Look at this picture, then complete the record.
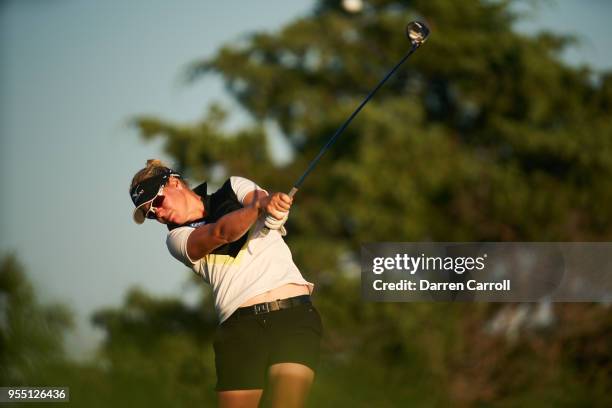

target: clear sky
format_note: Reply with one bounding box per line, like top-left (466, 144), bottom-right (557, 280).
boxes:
top-left (1, 0), bottom-right (611, 359)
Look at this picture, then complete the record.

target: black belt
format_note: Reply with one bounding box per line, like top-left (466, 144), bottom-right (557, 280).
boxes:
top-left (232, 295), bottom-right (311, 317)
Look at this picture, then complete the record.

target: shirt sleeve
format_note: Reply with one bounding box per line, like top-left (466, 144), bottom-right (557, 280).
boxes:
top-left (166, 226), bottom-right (200, 267)
top-left (230, 176), bottom-right (267, 205)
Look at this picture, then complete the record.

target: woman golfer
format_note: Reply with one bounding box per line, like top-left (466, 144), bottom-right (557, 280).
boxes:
top-left (129, 160), bottom-right (321, 408)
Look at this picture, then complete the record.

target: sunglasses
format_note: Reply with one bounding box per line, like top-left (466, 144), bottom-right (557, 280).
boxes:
top-left (145, 186), bottom-right (165, 220)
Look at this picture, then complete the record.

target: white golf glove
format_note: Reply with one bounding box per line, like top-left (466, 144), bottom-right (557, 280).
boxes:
top-left (265, 211), bottom-right (288, 236)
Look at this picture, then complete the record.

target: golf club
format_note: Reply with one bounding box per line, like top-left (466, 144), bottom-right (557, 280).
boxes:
top-left (265, 21), bottom-right (430, 230)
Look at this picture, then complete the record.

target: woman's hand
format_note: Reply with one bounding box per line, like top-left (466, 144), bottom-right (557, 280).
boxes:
top-left (262, 193), bottom-right (291, 235)
top-left (263, 192), bottom-right (292, 220)
top-left (245, 189), bottom-right (292, 233)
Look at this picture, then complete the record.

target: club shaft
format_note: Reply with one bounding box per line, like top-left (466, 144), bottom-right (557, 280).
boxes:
top-left (289, 43), bottom-right (419, 195)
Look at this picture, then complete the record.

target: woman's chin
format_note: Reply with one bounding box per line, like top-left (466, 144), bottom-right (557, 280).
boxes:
top-left (168, 213), bottom-right (186, 225)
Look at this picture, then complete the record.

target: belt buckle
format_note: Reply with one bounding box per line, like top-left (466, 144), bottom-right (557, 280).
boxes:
top-left (253, 303), bottom-right (270, 315)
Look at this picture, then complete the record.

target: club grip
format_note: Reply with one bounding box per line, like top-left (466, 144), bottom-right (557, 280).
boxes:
top-left (288, 187), bottom-right (298, 198)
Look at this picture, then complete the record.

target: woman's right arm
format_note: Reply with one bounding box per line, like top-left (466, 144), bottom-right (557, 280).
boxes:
top-left (185, 190), bottom-right (266, 260)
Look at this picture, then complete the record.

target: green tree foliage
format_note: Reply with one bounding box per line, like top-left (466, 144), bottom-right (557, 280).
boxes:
top-left (0, 254), bottom-right (72, 385)
top-left (86, 287), bottom-right (218, 407)
top-left (117, 0), bottom-right (612, 405)
top-left (0, 253), bottom-right (218, 407)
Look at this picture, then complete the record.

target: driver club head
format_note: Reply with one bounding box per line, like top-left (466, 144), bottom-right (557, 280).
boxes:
top-left (405, 21), bottom-right (430, 47)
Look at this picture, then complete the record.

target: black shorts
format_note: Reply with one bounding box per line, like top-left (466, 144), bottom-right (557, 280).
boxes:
top-left (213, 303), bottom-right (323, 391)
